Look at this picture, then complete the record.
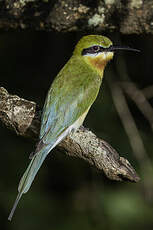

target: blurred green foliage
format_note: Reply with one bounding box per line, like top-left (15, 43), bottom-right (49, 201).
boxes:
top-left (0, 32), bottom-right (153, 229)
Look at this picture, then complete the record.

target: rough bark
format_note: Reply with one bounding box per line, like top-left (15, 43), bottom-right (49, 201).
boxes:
top-left (0, 87), bottom-right (140, 182)
top-left (0, 0), bottom-right (153, 34)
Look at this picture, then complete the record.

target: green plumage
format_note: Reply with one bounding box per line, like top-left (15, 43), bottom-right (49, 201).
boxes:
top-left (40, 54), bottom-right (102, 142)
top-left (8, 35), bottom-right (113, 221)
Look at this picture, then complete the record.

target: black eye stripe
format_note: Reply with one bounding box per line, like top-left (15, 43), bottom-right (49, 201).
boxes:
top-left (81, 45), bottom-right (140, 56)
top-left (82, 45), bottom-right (110, 55)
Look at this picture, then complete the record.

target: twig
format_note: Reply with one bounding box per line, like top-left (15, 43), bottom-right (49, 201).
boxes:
top-left (0, 87), bottom-right (140, 182)
top-left (121, 81), bottom-right (153, 131)
top-left (142, 85), bottom-right (153, 99)
top-left (108, 78), bottom-right (153, 199)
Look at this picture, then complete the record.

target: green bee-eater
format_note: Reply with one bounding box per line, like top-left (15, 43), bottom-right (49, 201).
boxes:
top-left (8, 35), bottom-right (139, 220)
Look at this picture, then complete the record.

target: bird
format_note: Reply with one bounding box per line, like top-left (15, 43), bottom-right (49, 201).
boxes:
top-left (8, 35), bottom-right (139, 221)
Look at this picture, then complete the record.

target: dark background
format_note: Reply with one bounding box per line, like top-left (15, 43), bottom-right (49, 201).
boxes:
top-left (0, 31), bottom-right (153, 229)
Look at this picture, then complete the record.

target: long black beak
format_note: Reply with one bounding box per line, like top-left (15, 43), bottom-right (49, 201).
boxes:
top-left (107, 45), bottom-right (140, 53)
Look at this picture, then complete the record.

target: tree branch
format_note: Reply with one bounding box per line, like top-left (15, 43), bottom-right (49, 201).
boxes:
top-left (1, 0), bottom-right (153, 34)
top-left (0, 87), bottom-right (140, 182)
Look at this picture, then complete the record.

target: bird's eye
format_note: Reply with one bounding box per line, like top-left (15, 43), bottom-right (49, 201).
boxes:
top-left (92, 46), bottom-right (100, 52)
top-left (81, 45), bottom-right (101, 56)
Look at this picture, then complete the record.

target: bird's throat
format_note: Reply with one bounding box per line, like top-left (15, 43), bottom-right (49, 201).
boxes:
top-left (85, 52), bottom-right (114, 77)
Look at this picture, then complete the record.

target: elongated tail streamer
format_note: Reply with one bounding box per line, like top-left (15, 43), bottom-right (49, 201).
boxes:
top-left (8, 144), bottom-right (51, 221)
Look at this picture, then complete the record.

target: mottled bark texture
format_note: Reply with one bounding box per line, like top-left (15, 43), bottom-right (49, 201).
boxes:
top-left (0, 0), bottom-right (152, 33)
top-left (0, 87), bottom-right (140, 182)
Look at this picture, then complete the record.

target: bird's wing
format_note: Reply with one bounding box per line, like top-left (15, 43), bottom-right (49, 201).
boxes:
top-left (39, 61), bottom-right (101, 147)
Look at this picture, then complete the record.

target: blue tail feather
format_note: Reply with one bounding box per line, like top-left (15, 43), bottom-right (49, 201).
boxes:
top-left (8, 143), bottom-right (52, 221)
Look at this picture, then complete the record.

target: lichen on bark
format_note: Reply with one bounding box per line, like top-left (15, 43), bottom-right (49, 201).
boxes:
top-left (0, 0), bottom-right (153, 33)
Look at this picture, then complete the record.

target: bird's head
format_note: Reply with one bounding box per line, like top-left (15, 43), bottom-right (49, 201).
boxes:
top-left (73, 35), bottom-right (139, 75)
